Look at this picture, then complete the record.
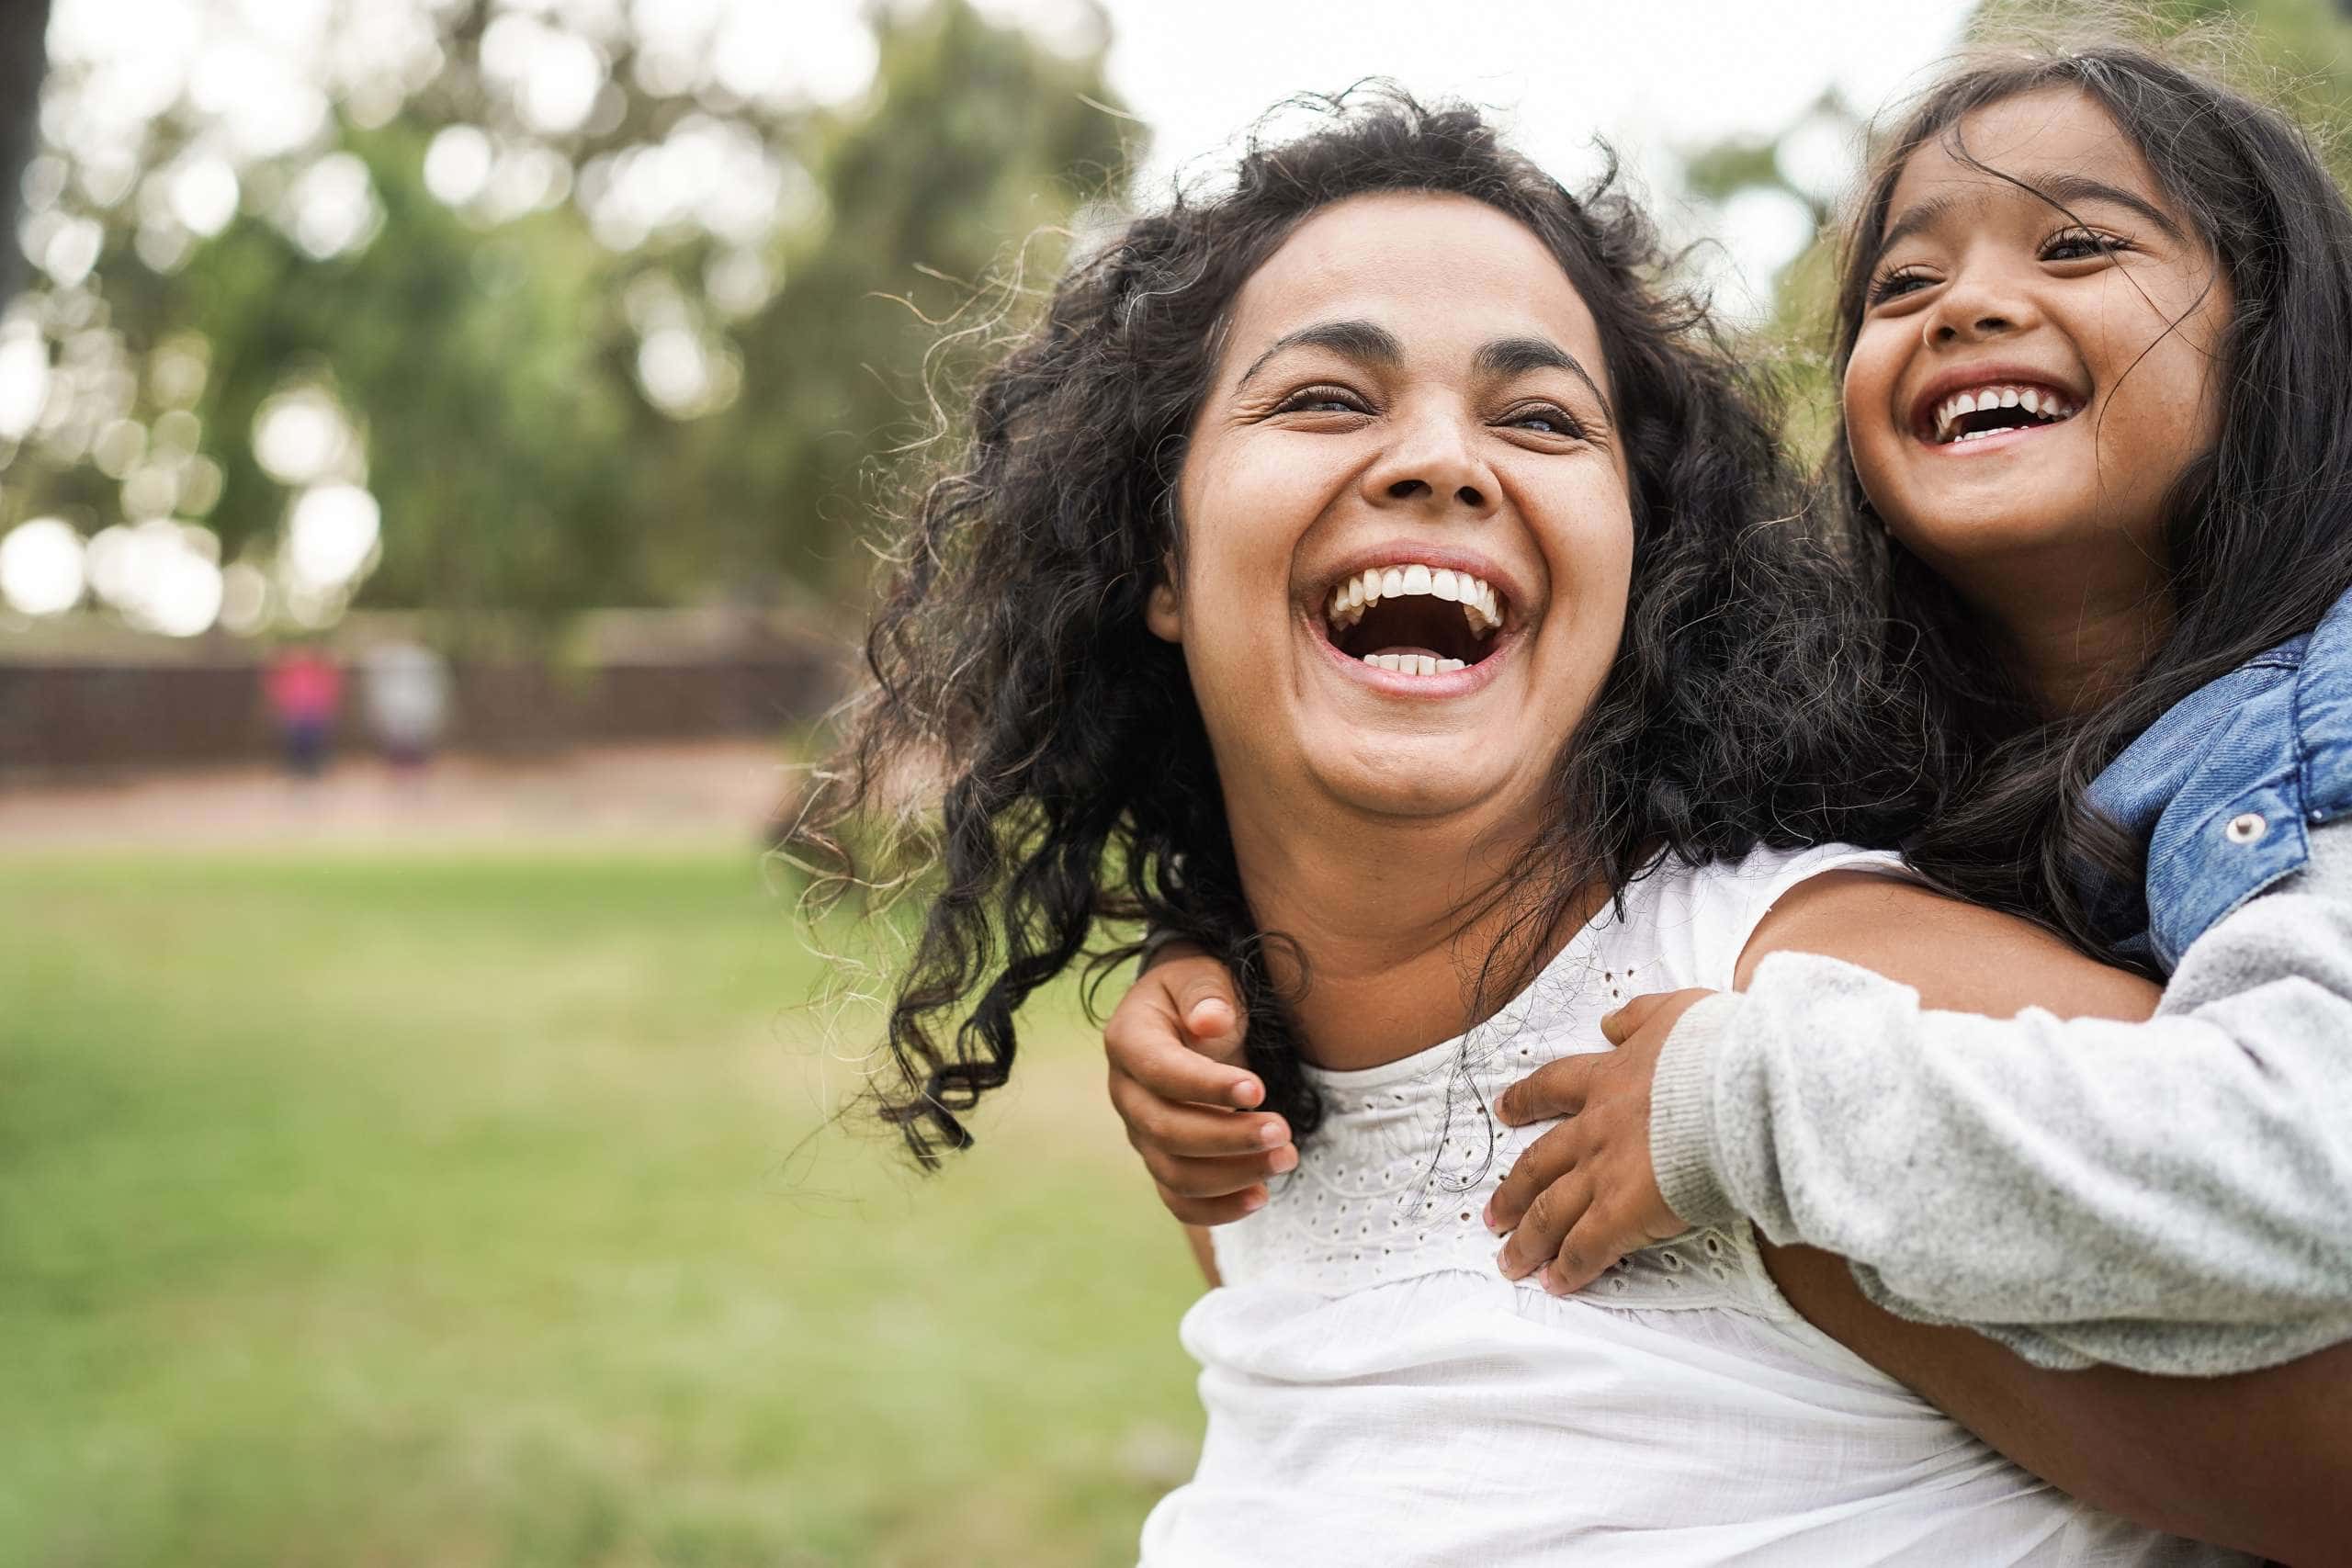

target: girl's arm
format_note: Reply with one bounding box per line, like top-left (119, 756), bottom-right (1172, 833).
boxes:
top-left (1762, 1244), bottom-right (2352, 1565)
top-left (1670, 830), bottom-right (2352, 1375)
top-left (1727, 864), bottom-right (2352, 1562)
top-left (1102, 945), bottom-right (1277, 1282)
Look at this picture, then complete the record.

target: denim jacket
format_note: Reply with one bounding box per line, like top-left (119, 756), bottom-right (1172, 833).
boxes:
top-left (2085, 586), bottom-right (2352, 970)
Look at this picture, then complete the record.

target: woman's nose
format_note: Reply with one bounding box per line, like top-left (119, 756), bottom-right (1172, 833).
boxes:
top-left (1362, 408), bottom-right (1498, 515)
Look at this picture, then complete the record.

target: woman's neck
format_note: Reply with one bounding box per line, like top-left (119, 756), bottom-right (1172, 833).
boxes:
top-left (1225, 800), bottom-right (1598, 1072)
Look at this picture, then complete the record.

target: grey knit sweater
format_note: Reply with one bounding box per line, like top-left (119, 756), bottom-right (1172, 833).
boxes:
top-left (1649, 822), bottom-right (2352, 1374)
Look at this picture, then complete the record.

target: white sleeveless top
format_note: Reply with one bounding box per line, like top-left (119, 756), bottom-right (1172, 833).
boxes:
top-left (1138, 844), bottom-right (2249, 1567)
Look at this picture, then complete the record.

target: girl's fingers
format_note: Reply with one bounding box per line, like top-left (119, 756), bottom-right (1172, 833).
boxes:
top-left (1174, 971), bottom-right (1250, 1059)
top-left (1485, 1118), bottom-right (1578, 1234)
top-left (1494, 1055), bottom-right (1596, 1126)
top-left (1138, 1144), bottom-right (1298, 1201)
top-left (1544, 1208), bottom-right (1636, 1295)
top-left (1105, 998), bottom-right (1264, 1109)
top-left (1160, 1182), bottom-right (1267, 1227)
top-left (1109, 1069), bottom-right (1290, 1156)
top-left (1498, 1163), bottom-right (1595, 1281)
top-left (1600, 987), bottom-right (1712, 1045)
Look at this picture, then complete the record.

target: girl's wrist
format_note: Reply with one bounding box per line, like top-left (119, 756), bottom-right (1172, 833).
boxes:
top-left (1647, 991), bottom-right (1746, 1229)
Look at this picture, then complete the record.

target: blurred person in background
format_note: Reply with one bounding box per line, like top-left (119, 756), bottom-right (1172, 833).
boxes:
top-left (263, 640), bottom-right (342, 780)
top-left (360, 638), bottom-right (449, 775)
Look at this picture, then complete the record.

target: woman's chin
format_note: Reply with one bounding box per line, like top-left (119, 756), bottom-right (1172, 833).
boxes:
top-left (1301, 742), bottom-right (1528, 823)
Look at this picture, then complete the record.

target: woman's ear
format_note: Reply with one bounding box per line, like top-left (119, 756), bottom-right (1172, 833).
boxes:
top-left (1146, 556), bottom-right (1182, 643)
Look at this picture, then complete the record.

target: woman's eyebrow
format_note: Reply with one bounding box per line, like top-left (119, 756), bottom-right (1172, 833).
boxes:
top-left (1475, 334), bottom-right (1612, 419)
top-left (1235, 318), bottom-right (1402, 389)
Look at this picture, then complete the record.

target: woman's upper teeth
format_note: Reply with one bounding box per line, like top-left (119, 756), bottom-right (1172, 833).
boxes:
top-left (1931, 382), bottom-right (2079, 443)
top-left (1326, 564), bottom-right (1501, 634)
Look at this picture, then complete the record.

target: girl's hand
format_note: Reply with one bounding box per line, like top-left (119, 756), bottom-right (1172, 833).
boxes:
top-left (1484, 988), bottom-right (1713, 1292)
top-left (1103, 948), bottom-right (1295, 1225)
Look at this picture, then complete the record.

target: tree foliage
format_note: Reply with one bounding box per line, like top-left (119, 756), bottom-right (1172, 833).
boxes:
top-left (4, 0), bottom-right (1136, 640)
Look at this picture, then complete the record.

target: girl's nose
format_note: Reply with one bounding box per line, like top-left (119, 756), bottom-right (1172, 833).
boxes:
top-left (1925, 266), bottom-right (2041, 346)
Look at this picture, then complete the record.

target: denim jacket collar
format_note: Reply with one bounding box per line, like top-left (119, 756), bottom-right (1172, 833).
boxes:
top-left (2083, 586), bottom-right (2352, 970)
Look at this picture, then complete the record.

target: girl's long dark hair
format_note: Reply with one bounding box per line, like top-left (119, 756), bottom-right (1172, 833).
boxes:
top-left (801, 90), bottom-right (1936, 1166)
top-left (1826, 39), bottom-right (2352, 963)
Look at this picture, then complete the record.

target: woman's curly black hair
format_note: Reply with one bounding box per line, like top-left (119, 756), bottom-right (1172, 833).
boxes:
top-left (797, 88), bottom-right (1939, 1167)
top-left (1821, 38), bottom-right (2352, 964)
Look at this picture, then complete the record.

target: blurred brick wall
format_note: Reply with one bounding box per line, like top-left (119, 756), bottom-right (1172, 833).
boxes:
top-left (0, 622), bottom-right (849, 781)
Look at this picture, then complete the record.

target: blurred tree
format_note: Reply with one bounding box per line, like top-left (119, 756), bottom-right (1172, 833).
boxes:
top-left (630, 0), bottom-right (1137, 601)
top-left (0, 0), bottom-right (1136, 643)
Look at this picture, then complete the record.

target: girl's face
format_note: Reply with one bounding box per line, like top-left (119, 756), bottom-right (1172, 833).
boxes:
top-left (1843, 87), bottom-right (2229, 604)
top-left (1150, 192), bottom-right (1634, 838)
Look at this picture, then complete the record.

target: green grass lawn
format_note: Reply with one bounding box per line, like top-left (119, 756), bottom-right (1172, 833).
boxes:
top-left (0, 849), bottom-right (1206, 1567)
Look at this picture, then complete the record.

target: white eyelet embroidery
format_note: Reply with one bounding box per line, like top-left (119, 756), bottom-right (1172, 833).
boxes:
top-left (1215, 935), bottom-right (1782, 1316)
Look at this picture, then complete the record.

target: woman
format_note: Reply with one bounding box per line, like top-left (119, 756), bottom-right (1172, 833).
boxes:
top-left (801, 93), bottom-right (2339, 1560)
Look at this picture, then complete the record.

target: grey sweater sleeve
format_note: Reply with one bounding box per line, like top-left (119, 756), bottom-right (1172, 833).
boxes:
top-left (1647, 822), bottom-right (2352, 1374)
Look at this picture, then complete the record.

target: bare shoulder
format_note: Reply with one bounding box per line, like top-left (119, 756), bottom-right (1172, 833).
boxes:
top-left (1736, 869), bottom-right (2159, 1023)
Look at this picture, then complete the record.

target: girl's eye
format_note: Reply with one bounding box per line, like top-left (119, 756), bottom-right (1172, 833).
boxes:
top-left (1868, 265), bottom-right (1935, 305)
top-left (1501, 404), bottom-right (1584, 438)
top-left (2041, 227), bottom-right (2131, 264)
top-left (1273, 386), bottom-right (1369, 416)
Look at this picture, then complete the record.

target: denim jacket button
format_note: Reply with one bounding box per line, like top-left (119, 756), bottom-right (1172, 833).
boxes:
top-left (2224, 811), bottom-right (2268, 845)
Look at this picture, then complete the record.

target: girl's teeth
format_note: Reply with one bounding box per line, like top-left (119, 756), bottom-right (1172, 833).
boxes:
top-left (1931, 383), bottom-right (2079, 443)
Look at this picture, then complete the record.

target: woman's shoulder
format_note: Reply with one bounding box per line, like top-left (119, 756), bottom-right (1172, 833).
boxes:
top-left (1643, 841), bottom-right (1915, 913)
top-left (1625, 842), bottom-right (1916, 992)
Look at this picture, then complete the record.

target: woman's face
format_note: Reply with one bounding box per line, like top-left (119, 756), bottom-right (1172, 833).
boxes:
top-left (1150, 191), bottom-right (1634, 839)
top-left (1842, 87), bottom-right (2229, 605)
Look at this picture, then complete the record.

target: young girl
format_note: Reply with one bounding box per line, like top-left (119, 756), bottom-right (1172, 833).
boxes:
top-left (1112, 42), bottom-right (2352, 1391)
top-left (812, 89), bottom-right (2338, 1562)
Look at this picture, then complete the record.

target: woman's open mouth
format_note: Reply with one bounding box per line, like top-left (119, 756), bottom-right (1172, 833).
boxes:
top-left (1915, 381), bottom-right (2081, 447)
top-left (1321, 563), bottom-right (1505, 676)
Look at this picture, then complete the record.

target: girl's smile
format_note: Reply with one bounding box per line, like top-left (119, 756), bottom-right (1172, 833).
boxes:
top-left (1908, 367), bottom-right (2082, 451)
top-left (1844, 87), bottom-right (2230, 608)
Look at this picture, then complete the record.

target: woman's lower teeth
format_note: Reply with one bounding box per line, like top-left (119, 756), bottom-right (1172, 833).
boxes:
top-left (1363, 652), bottom-right (1466, 675)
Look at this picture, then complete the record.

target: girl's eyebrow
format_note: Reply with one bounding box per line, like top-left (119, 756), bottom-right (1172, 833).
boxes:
top-left (2032, 173), bottom-right (2188, 243)
top-left (1873, 172), bottom-right (2188, 266)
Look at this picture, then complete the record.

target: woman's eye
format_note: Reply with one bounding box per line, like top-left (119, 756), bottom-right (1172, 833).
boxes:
top-left (1273, 387), bottom-right (1368, 415)
top-left (1868, 266), bottom-right (1934, 305)
top-left (2041, 228), bottom-right (2129, 264)
top-left (1503, 405), bottom-right (1582, 438)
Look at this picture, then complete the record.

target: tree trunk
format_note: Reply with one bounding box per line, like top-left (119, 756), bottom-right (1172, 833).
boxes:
top-left (0, 0), bottom-right (52, 303)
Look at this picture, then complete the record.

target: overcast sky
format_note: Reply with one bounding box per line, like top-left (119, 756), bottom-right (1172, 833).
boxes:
top-left (1035, 0), bottom-right (1981, 316)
